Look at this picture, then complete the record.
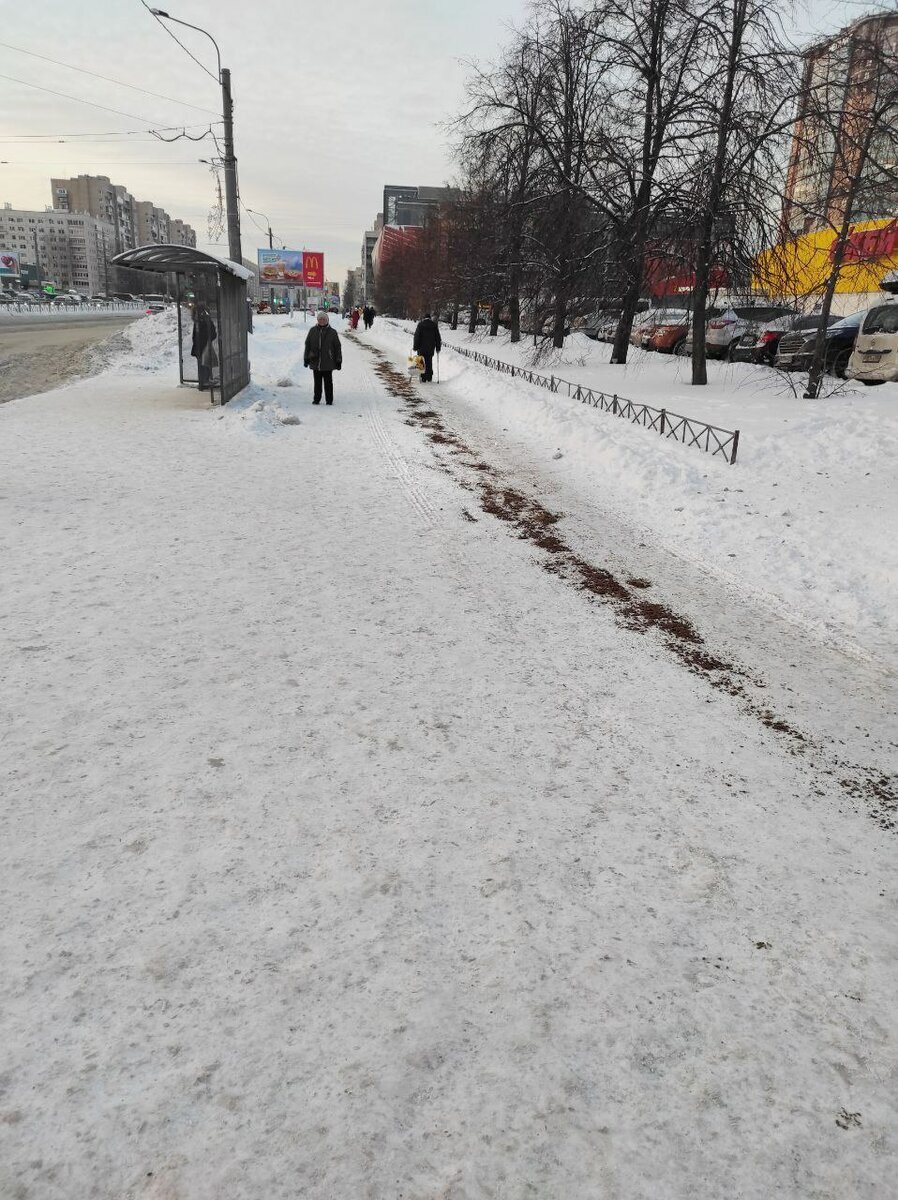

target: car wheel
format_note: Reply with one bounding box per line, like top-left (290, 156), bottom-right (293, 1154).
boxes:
top-left (830, 349), bottom-right (850, 378)
top-left (674, 340), bottom-right (690, 357)
top-left (862, 379), bottom-right (885, 386)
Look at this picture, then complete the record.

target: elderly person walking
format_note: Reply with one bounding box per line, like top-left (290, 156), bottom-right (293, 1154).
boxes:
top-left (303, 310), bottom-right (343, 405)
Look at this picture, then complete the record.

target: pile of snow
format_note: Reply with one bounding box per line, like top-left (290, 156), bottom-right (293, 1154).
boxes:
top-left (371, 320), bottom-right (898, 666)
top-left (117, 307), bottom-right (180, 372)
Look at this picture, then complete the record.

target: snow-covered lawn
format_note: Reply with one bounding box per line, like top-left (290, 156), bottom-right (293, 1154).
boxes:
top-left (1, 315), bottom-right (895, 1199)
top-left (373, 320), bottom-right (898, 670)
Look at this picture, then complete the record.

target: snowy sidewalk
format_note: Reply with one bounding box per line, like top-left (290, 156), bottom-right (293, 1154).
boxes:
top-left (1, 317), bottom-right (896, 1199)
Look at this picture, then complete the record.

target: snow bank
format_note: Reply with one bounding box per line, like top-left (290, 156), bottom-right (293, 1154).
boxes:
top-left (370, 320), bottom-right (898, 665)
top-left (117, 307), bottom-right (180, 372)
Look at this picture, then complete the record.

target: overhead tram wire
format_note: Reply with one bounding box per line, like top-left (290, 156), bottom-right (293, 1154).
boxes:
top-left (0, 72), bottom-right (173, 124)
top-left (139, 0), bottom-right (220, 85)
top-left (0, 122), bottom-right (224, 142)
top-left (0, 41), bottom-right (219, 115)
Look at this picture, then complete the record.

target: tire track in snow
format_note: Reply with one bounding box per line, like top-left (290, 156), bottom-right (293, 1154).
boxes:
top-left (364, 397), bottom-right (439, 529)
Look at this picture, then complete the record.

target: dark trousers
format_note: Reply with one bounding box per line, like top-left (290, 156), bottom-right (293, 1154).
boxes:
top-left (421, 351), bottom-right (434, 381)
top-left (313, 370), bottom-right (334, 404)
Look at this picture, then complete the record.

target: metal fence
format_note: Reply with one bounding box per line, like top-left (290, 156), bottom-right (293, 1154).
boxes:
top-left (443, 341), bottom-right (740, 465)
top-left (0, 300), bottom-right (145, 318)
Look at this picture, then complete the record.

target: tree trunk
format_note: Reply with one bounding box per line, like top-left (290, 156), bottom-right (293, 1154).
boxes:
top-left (490, 303), bottom-right (501, 336)
top-left (692, 0), bottom-right (745, 386)
top-left (509, 290), bottom-right (521, 343)
top-left (552, 285), bottom-right (567, 349)
top-left (611, 273), bottom-right (642, 364)
top-left (450, 304), bottom-right (459, 331)
top-left (804, 223), bottom-right (851, 398)
top-left (468, 294), bottom-right (477, 335)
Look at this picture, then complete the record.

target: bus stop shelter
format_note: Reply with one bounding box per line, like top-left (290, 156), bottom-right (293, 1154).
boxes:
top-left (111, 244), bottom-right (251, 405)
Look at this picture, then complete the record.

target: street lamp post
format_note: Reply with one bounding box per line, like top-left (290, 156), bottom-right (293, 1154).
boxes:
top-left (245, 208), bottom-right (273, 250)
top-left (150, 9), bottom-right (242, 266)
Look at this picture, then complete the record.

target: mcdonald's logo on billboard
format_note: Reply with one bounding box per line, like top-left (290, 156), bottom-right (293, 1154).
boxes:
top-left (303, 252), bottom-right (324, 288)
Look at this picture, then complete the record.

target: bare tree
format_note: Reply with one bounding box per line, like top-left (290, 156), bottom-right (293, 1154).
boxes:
top-left (687, 0), bottom-right (798, 383)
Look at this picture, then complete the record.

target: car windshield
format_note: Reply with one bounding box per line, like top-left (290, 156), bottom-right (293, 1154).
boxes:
top-left (862, 304), bottom-right (898, 334)
top-left (828, 310), bottom-right (865, 331)
top-left (795, 314), bottom-right (835, 330)
top-left (654, 310), bottom-right (689, 323)
top-left (733, 306), bottom-right (791, 322)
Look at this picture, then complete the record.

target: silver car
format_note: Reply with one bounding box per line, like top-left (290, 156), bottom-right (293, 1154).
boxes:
top-left (705, 304), bottom-right (795, 359)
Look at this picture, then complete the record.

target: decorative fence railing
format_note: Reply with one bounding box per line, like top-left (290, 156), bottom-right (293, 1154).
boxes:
top-left (442, 341), bottom-right (740, 465)
top-left (0, 300), bottom-right (145, 318)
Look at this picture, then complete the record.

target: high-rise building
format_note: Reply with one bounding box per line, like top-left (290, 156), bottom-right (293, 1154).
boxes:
top-left (50, 174), bottom-right (195, 251)
top-left (170, 219), bottom-right (197, 247)
top-left (0, 203), bottom-right (115, 294)
top-left (361, 227), bottom-right (379, 300)
top-left (135, 200), bottom-right (170, 246)
top-left (782, 12), bottom-right (898, 237)
top-left (382, 185), bottom-right (457, 229)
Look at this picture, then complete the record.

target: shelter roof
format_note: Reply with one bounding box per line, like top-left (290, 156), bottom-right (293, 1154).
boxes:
top-left (111, 244), bottom-right (252, 281)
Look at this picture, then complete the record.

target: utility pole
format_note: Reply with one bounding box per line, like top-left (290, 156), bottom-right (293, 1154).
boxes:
top-left (150, 10), bottom-right (242, 264)
top-left (32, 230), bottom-right (42, 294)
top-left (220, 68), bottom-right (242, 265)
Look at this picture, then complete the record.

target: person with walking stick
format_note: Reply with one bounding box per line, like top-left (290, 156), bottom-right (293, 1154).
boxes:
top-left (413, 312), bottom-right (441, 383)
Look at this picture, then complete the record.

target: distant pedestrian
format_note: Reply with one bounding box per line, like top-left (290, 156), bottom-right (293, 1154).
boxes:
top-left (350, 307), bottom-right (361, 330)
top-left (191, 304), bottom-right (217, 392)
top-left (413, 312), bottom-right (441, 382)
top-left (304, 310), bottom-right (342, 405)
top-left (363, 304), bottom-right (374, 330)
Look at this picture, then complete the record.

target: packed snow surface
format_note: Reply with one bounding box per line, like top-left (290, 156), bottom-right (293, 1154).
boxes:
top-left (376, 319), bottom-right (898, 669)
top-left (1, 313), bottom-right (896, 1200)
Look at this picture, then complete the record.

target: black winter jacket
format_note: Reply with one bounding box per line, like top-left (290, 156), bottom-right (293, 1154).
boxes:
top-left (413, 317), bottom-right (442, 355)
top-left (304, 324), bottom-right (342, 372)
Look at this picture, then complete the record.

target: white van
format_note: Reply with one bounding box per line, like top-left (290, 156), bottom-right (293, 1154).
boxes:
top-left (846, 301), bottom-right (898, 385)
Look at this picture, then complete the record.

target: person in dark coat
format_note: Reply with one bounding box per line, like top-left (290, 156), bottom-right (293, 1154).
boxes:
top-left (191, 304), bottom-right (217, 391)
top-left (413, 313), bottom-right (441, 382)
top-left (303, 310), bottom-right (342, 405)
top-left (362, 304), bottom-right (374, 330)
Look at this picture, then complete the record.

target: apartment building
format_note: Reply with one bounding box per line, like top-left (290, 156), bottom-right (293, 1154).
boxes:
top-left (361, 225), bottom-right (380, 301)
top-left (50, 174), bottom-right (196, 251)
top-left (0, 204), bottom-right (115, 294)
top-left (782, 12), bottom-right (898, 237)
top-left (170, 218), bottom-right (197, 247)
top-left (135, 200), bottom-right (170, 246)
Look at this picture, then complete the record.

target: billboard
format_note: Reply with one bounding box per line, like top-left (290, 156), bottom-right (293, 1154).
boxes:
top-left (257, 249), bottom-right (326, 288)
top-left (0, 251), bottom-right (20, 277)
top-left (258, 249), bottom-right (304, 287)
top-left (303, 251), bottom-right (324, 289)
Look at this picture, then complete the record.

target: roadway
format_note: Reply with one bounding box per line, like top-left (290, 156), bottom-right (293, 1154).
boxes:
top-left (0, 313), bottom-right (141, 404)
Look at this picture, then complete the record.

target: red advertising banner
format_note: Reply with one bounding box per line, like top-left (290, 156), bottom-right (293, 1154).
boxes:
top-left (303, 251), bottom-right (324, 288)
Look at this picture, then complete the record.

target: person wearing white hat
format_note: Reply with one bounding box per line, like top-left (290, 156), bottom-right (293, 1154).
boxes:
top-left (303, 311), bottom-right (343, 405)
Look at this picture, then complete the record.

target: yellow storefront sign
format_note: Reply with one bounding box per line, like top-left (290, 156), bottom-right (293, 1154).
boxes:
top-left (755, 217), bottom-right (898, 298)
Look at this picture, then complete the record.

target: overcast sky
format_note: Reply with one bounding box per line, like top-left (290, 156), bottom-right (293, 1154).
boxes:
top-left (0, 0), bottom-right (877, 282)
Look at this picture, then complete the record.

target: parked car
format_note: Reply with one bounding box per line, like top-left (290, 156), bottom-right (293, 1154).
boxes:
top-left (704, 303), bottom-right (796, 359)
top-left (145, 303), bottom-right (166, 314)
top-left (112, 292), bottom-right (137, 302)
top-left (775, 309), bottom-right (866, 377)
top-left (629, 309), bottom-right (659, 346)
top-left (846, 301), bottom-right (898, 385)
top-left (641, 307), bottom-right (723, 354)
top-left (731, 312), bottom-right (838, 365)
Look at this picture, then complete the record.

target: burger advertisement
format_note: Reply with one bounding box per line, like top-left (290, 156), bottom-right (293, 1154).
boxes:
top-left (258, 249), bottom-right (304, 286)
top-left (257, 249), bottom-right (326, 288)
top-left (0, 250), bottom-right (20, 277)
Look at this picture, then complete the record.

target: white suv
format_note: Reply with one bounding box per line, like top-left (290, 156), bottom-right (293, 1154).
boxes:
top-left (705, 304), bottom-right (795, 359)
